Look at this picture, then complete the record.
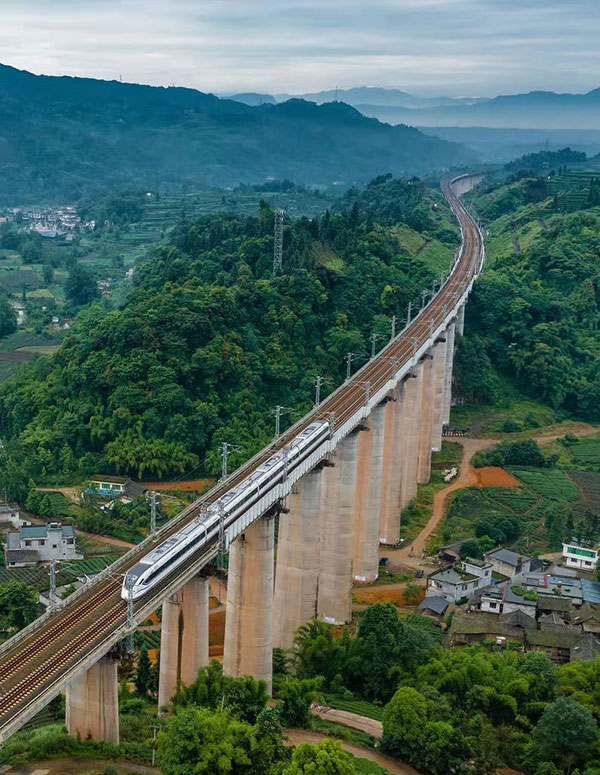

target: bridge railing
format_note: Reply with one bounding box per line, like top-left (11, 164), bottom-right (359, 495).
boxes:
top-left (0, 174), bottom-right (485, 661)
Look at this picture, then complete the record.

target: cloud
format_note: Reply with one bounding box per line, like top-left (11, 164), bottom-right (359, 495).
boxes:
top-left (0, 0), bottom-right (598, 95)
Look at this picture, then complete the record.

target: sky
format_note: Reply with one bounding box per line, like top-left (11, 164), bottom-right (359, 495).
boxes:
top-left (1, 0), bottom-right (598, 97)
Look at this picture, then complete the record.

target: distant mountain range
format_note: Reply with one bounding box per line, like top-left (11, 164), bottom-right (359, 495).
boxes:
top-left (0, 64), bottom-right (474, 202)
top-left (228, 86), bottom-right (487, 110)
top-left (228, 86), bottom-right (600, 130)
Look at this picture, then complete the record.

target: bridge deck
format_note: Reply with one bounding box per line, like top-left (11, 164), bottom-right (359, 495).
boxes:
top-left (0, 175), bottom-right (483, 739)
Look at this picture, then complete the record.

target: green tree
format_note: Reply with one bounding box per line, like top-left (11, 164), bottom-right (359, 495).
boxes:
top-left (276, 677), bottom-right (320, 728)
top-left (353, 603), bottom-right (402, 701)
top-left (65, 264), bottom-right (99, 306)
top-left (381, 686), bottom-right (428, 761)
top-left (175, 660), bottom-right (268, 724)
top-left (282, 740), bottom-right (357, 775)
top-left (532, 697), bottom-right (598, 770)
top-left (0, 294), bottom-right (17, 337)
top-left (158, 707), bottom-right (256, 775)
top-left (460, 538), bottom-right (483, 560)
top-left (0, 581), bottom-right (38, 630)
top-left (42, 263), bottom-right (54, 285)
top-left (38, 495), bottom-right (53, 518)
top-left (25, 484), bottom-right (41, 514)
top-left (292, 620), bottom-right (345, 685)
top-left (135, 646), bottom-right (152, 697)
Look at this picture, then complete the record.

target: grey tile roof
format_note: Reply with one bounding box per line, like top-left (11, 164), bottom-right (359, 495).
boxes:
top-left (486, 548), bottom-right (529, 567)
top-left (5, 549), bottom-right (38, 564)
top-left (419, 596), bottom-right (450, 615)
top-left (571, 633), bottom-right (600, 661)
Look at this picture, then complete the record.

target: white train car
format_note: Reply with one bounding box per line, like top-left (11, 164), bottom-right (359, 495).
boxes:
top-left (122, 420), bottom-right (329, 601)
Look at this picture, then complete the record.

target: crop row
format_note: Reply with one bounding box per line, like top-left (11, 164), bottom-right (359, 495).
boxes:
top-left (510, 468), bottom-right (580, 502)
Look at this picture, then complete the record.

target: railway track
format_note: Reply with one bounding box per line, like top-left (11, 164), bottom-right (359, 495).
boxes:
top-left (0, 173), bottom-right (483, 737)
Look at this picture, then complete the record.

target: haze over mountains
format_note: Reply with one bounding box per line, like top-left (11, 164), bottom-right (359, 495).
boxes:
top-left (229, 86), bottom-right (600, 131)
top-left (0, 63), bottom-right (473, 203)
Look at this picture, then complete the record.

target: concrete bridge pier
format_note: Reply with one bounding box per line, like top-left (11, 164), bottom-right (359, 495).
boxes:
top-left (317, 433), bottom-right (359, 625)
top-left (431, 337), bottom-right (448, 453)
top-left (378, 386), bottom-right (405, 546)
top-left (399, 364), bottom-right (424, 512)
top-left (157, 574), bottom-right (210, 707)
top-left (224, 514), bottom-right (274, 693)
top-left (353, 402), bottom-right (386, 579)
top-left (442, 322), bottom-right (456, 425)
top-left (273, 467), bottom-right (323, 649)
top-left (66, 654), bottom-right (119, 743)
top-left (417, 352), bottom-right (435, 484)
top-left (456, 304), bottom-right (465, 336)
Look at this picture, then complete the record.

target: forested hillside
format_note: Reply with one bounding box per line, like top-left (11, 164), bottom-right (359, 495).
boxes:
top-left (0, 177), bottom-right (459, 489)
top-left (0, 63), bottom-right (472, 202)
top-left (455, 168), bottom-right (600, 421)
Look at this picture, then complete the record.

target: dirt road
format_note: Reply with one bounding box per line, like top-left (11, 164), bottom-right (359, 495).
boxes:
top-left (382, 437), bottom-right (495, 570)
top-left (285, 729), bottom-right (421, 775)
top-left (6, 759), bottom-right (159, 774)
top-left (380, 423), bottom-right (599, 571)
top-left (311, 706), bottom-right (383, 737)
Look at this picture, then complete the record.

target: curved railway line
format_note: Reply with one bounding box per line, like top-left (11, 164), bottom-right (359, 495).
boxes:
top-left (0, 173), bottom-right (483, 740)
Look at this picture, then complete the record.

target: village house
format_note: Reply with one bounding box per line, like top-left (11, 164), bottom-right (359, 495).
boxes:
top-left (86, 475), bottom-right (145, 503)
top-left (483, 547), bottom-right (534, 578)
top-left (418, 596), bottom-right (450, 619)
top-left (427, 559), bottom-right (493, 604)
top-left (0, 503), bottom-right (24, 529)
top-left (479, 583), bottom-right (538, 618)
top-left (4, 523), bottom-right (82, 567)
top-left (449, 609), bottom-right (536, 646)
top-left (562, 538), bottom-right (600, 572)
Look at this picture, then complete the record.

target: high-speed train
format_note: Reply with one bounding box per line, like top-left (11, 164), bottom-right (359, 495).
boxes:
top-left (121, 420), bottom-right (330, 601)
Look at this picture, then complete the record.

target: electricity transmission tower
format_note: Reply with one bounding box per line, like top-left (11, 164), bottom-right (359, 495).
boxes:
top-left (273, 209), bottom-right (285, 275)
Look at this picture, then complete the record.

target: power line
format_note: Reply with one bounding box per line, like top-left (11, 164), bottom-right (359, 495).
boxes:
top-left (273, 209), bottom-right (284, 275)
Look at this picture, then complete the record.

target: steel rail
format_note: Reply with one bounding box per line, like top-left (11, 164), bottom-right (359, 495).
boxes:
top-left (0, 172), bottom-right (484, 740)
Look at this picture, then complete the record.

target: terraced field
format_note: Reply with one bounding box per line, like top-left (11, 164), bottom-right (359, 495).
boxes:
top-left (323, 694), bottom-right (384, 722)
top-left (570, 439), bottom-right (600, 467)
top-left (569, 471), bottom-right (600, 517)
top-left (510, 468), bottom-right (580, 501)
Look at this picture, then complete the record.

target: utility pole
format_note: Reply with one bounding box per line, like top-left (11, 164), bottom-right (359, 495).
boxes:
top-left (370, 333), bottom-right (379, 359)
top-left (274, 406), bottom-right (292, 438)
top-left (364, 380), bottom-right (371, 405)
top-left (421, 289), bottom-right (428, 309)
top-left (49, 559), bottom-right (57, 612)
top-left (411, 336), bottom-right (418, 355)
top-left (273, 209), bottom-right (284, 275)
top-left (221, 442), bottom-right (230, 480)
top-left (150, 491), bottom-right (157, 534)
top-left (220, 442), bottom-right (242, 480)
top-left (390, 315), bottom-right (397, 341)
top-left (406, 302), bottom-right (412, 326)
top-left (126, 574), bottom-right (135, 652)
top-left (218, 503), bottom-right (226, 570)
top-left (345, 352), bottom-right (354, 381)
top-left (315, 376), bottom-right (323, 407)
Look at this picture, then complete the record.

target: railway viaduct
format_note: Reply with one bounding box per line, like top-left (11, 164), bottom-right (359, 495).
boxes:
top-left (0, 174), bottom-right (484, 744)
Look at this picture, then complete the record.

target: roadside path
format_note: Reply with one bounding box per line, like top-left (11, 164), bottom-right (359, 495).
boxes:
top-left (285, 730), bottom-right (421, 775)
top-left (311, 706), bottom-right (383, 737)
top-left (5, 759), bottom-right (159, 774)
top-left (381, 423), bottom-right (599, 571)
top-left (382, 438), bottom-right (494, 570)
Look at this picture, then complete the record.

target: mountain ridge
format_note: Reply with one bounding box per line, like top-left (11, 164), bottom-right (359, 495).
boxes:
top-left (0, 63), bottom-right (473, 203)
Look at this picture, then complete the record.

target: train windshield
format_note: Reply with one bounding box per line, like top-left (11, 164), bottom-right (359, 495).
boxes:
top-left (127, 562), bottom-right (150, 580)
